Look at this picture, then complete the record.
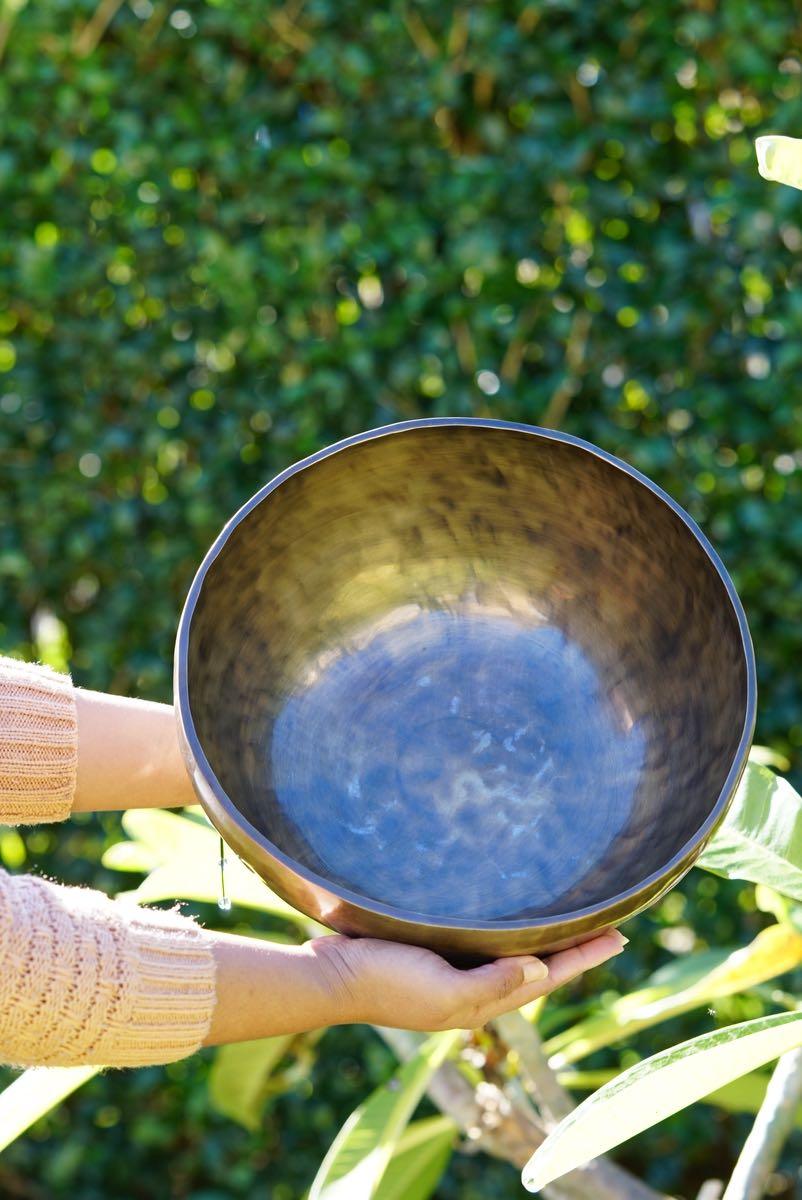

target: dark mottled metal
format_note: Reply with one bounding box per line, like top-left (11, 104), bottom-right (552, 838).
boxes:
top-left (174, 419), bottom-right (756, 959)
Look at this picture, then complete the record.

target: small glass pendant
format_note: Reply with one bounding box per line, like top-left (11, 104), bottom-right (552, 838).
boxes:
top-left (218, 836), bottom-right (232, 911)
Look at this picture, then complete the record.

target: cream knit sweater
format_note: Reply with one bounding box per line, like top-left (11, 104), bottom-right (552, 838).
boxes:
top-left (0, 656), bottom-right (217, 1069)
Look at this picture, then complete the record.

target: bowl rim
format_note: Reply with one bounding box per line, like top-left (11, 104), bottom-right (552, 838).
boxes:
top-left (175, 417), bottom-right (758, 932)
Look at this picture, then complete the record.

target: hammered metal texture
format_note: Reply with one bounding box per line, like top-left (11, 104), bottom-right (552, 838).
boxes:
top-left (175, 420), bottom-right (755, 958)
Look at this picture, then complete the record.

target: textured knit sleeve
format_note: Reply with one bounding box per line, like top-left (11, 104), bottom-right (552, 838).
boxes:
top-left (0, 871), bottom-right (217, 1068)
top-left (0, 655), bottom-right (218, 1068)
top-left (0, 655), bottom-right (78, 824)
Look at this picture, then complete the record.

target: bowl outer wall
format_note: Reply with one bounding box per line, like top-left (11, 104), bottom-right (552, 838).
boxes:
top-left (173, 418), bottom-right (757, 958)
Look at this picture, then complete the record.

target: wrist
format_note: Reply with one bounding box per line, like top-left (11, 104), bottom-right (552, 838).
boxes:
top-left (204, 932), bottom-right (352, 1046)
top-left (303, 935), bottom-right (366, 1026)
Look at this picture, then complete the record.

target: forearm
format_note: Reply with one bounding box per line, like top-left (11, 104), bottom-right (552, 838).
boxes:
top-left (204, 933), bottom-right (341, 1046)
top-left (202, 927), bottom-right (628, 1046)
top-left (73, 687), bottom-right (195, 813)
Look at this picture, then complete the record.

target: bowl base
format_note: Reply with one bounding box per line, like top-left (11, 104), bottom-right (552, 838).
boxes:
top-left (268, 606), bottom-right (647, 923)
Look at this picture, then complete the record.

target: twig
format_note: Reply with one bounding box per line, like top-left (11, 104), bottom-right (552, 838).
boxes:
top-left (450, 317), bottom-right (478, 375)
top-left (73, 0), bottom-right (125, 56)
top-left (375, 1026), bottom-right (669, 1200)
top-left (722, 1045), bottom-right (802, 1200)
top-left (517, 5), bottom-right (541, 34)
top-left (402, 7), bottom-right (439, 59)
top-left (266, 5), bottom-right (311, 53)
top-left (0, 0), bottom-right (29, 65)
top-left (500, 304), bottom-right (540, 385)
top-left (493, 1010), bottom-right (574, 1124)
top-left (446, 8), bottom-right (469, 61)
top-left (541, 309), bottom-right (592, 429)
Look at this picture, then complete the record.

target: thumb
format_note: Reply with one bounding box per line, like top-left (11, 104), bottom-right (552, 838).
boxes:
top-left (453, 955), bottom-right (549, 1008)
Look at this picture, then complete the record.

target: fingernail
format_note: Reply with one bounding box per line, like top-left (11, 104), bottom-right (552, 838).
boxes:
top-left (522, 959), bottom-right (549, 983)
top-left (617, 934), bottom-right (630, 946)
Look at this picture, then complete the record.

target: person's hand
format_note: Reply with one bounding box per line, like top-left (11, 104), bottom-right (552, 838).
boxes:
top-left (304, 929), bottom-right (627, 1032)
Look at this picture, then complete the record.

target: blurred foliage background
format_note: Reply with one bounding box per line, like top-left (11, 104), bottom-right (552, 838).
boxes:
top-left (2, 0), bottom-right (802, 1196)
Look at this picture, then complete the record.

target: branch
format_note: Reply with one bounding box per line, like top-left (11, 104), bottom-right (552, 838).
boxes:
top-left (541, 309), bottom-right (592, 429)
top-left (450, 317), bottom-right (478, 375)
top-left (493, 1010), bottom-right (574, 1124)
top-left (73, 0), bottom-right (125, 57)
top-left (375, 1025), bottom-right (669, 1200)
top-left (402, 7), bottom-right (440, 59)
top-left (722, 1045), bottom-right (802, 1200)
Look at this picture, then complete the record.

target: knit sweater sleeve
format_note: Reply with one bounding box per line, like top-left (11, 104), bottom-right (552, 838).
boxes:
top-left (0, 655), bottom-right (217, 1068)
top-left (0, 655), bottom-right (78, 825)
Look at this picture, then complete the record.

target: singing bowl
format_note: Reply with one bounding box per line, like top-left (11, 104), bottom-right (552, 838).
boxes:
top-left (175, 419), bottom-right (756, 959)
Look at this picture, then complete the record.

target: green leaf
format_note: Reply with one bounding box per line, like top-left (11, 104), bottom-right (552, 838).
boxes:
top-left (102, 840), bottom-right (159, 874)
top-left (756, 135), bottom-right (802, 191)
top-left (124, 856), bottom-right (308, 925)
top-left (0, 1066), bottom-right (99, 1154)
top-left (523, 1011), bottom-right (802, 1192)
top-left (698, 763), bottom-right (802, 900)
top-left (373, 1116), bottom-right (456, 1200)
top-left (209, 1035), bottom-right (296, 1130)
top-left (545, 924), bottom-right (802, 1067)
top-left (310, 1030), bottom-right (462, 1200)
top-left (558, 1068), bottom-right (802, 1127)
top-left (113, 808), bottom-right (310, 927)
top-left (121, 808), bottom-right (216, 859)
top-left (544, 948), bottom-right (728, 1063)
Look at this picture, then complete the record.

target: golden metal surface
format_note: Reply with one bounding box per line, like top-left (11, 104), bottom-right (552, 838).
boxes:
top-left (175, 419), bottom-right (756, 958)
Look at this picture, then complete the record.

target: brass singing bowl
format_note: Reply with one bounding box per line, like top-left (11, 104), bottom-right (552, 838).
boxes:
top-left (175, 419), bottom-right (756, 959)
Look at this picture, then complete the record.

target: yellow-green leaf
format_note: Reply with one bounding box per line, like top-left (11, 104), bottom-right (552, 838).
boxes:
top-left (209, 1035), bottom-right (295, 1130)
top-left (546, 925), bottom-right (802, 1068)
top-left (115, 808), bottom-right (309, 926)
top-left (0, 1066), bottom-right (98, 1154)
top-left (756, 135), bottom-right (802, 191)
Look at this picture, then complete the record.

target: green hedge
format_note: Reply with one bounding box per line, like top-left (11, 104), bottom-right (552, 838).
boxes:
top-left (2, 1), bottom-right (802, 1195)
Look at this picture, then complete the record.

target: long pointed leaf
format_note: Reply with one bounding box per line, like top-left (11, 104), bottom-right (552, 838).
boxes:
top-left (374, 1116), bottom-right (456, 1200)
top-left (523, 1011), bottom-right (802, 1192)
top-left (310, 1030), bottom-right (462, 1200)
top-left (546, 924), bottom-right (802, 1067)
top-left (0, 1066), bottom-right (99, 1154)
top-left (558, 1068), bottom-right (802, 1126)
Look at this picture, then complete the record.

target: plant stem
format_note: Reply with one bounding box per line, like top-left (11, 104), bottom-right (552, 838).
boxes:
top-left (73, 0), bottom-right (125, 56)
top-left (493, 1010), bottom-right (575, 1123)
top-left (722, 1045), bottom-right (802, 1200)
top-left (375, 1025), bottom-right (669, 1200)
top-left (541, 309), bottom-right (592, 429)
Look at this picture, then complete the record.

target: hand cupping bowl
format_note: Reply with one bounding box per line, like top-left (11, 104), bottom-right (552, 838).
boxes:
top-left (174, 418), bottom-right (756, 959)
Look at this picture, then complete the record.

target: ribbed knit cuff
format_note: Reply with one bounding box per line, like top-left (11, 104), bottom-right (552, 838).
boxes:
top-left (0, 656), bottom-right (78, 825)
top-left (0, 872), bottom-right (217, 1069)
top-left (89, 902), bottom-right (218, 1068)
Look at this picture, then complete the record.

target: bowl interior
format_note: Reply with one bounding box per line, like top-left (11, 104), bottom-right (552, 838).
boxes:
top-left (185, 424), bottom-right (750, 923)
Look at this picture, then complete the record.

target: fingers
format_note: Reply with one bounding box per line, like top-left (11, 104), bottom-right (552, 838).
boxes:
top-left (542, 930), bottom-right (627, 990)
top-left (451, 930), bottom-right (627, 1028)
top-left (438, 954), bottom-right (548, 1028)
top-left (458, 954), bottom-right (550, 1006)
